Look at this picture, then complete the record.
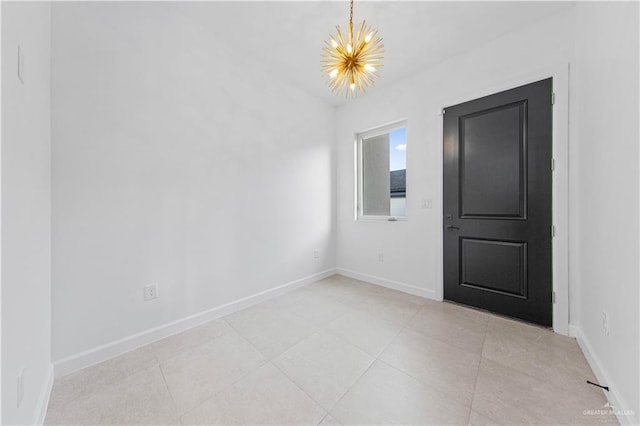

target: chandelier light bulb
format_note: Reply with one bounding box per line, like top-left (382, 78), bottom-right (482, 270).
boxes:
top-left (321, 0), bottom-right (384, 98)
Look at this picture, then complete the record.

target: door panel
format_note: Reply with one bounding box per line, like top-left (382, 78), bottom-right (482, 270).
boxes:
top-left (460, 238), bottom-right (527, 298)
top-left (460, 101), bottom-right (526, 219)
top-left (443, 78), bottom-right (552, 327)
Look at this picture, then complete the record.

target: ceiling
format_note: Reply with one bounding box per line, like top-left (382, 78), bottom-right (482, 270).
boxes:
top-left (171, 1), bottom-right (573, 106)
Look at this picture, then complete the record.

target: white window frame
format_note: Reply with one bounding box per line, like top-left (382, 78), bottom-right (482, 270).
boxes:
top-left (355, 119), bottom-right (408, 221)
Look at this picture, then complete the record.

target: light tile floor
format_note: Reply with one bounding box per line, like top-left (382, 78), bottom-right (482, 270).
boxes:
top-left (45, 275), bottom-right (618, 425)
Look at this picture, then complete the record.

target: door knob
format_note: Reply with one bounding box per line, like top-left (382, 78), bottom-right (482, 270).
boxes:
top-left (446, 225), bottom-right (460, 231)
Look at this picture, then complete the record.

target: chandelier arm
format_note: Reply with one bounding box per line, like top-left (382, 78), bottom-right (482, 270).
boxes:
top-left (321, 0), bottom-right (383, 98)
top-left (349, 0), bottom-right (354, 43)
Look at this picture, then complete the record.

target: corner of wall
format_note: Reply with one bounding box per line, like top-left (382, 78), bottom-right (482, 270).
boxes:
top-left (34, 364), bottom-right (54, 426)
top-left (574, 325), bottom-right (639, 426)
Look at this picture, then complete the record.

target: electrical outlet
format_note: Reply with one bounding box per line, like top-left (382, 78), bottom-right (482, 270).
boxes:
top-left (378, 253), bottom-right (384, 262)
top-left (143, 283), bottom-right (158, 301)
top-left (17, 369), bottom-right (24, 408)
top-left (313, 250), bottom-right (320, 259)
top-left (601, 311), bottom-right (609, 336)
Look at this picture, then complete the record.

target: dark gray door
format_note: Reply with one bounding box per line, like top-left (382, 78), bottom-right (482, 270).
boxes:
top-left (443, 78), bottom-right (553, 327)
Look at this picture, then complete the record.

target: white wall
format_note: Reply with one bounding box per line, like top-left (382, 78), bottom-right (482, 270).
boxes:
top-left (573, 2), bottom-right (639, 423)
top-left (335, 9), bottom-right (575, 300)
top-left (335, 2), bottom-right (639, 420)
top-left (51, 3), bottom-right (335, 363)
top-left (1, 2), bottom-right (53, 424)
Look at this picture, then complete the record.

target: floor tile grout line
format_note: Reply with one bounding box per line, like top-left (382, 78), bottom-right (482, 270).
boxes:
top-left (322, 354), bottom-right (381, 425)
top-left (157, 362), bottom-right (183, 424)
top-left (269, 360), bottom-right (330, 422)
top-left (321, 323), bottom-right (398, 360)
top-left (263, 285), bottom-right (411, 420)
top-left (164, 326), bottom-right (270, 421)
top-left (301, 305), bottom-right (407, 417)
top-left (378, 302), bottom-right (487, 412)
top-left (318, 294), bottom-right (409, 353)
top-left (374, 356), bottom-right (474, 418)
top-left (482, 348), bottom-right (593, 393)
top-left (220, 312), bottom-right (284, 361)
top-left (152, 329), bottom-right (232, 367)
top-left (269, 322), bottom-right (375, 415)
top-left (223, 295), bottom-right (340, 362)
top-left (369, 305), bottom-right (421, 362)
top-left (216, 319), bottom-right (271, 365)
top-left (467, 354), bottom-right (610, 425)
top-left (316, 412), bottom-right (329, 426)
top-left (322, 358), bottom-right (378, 412)
top-left (284, 296), bottom-right (353, 328)
top-left (311, 336), bottom-right (379, 415)
top-left (481, 319), bottom-right (596, 394)
top-left (215, 283), bottom-right (386, 422)
top-left (404, 313), bottom-right (489, 356)
top-left (373, 308), bottom-right (413, 358)
top-left (321, 303), bottom-right (362, 330)
top-left (174, 357), bottom-right (267, 423)
top-left (465, 319), bottom-right (490, 424)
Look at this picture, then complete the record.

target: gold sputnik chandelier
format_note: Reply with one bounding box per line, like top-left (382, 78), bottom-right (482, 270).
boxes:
top-left (321, 0), bottom-right (384, 98)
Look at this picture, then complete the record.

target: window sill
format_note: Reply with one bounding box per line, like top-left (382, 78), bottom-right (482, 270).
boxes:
top-left (357, 216), bottom-right (408, 222)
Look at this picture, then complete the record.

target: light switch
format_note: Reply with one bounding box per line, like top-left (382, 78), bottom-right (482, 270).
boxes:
top-left (17, 45), bottom-right (25, 84)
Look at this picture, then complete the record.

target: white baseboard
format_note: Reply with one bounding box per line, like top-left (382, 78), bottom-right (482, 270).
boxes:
top-left (34, 363), bottom-right (54, 425)
top-left (335, 268), bottom-right (437, 300)
top-left (573, 324), bottom-right (638, 426)
top-left (53, 268), bottom-right (337, 377)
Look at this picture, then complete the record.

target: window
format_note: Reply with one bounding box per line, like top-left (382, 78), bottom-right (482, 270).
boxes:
top-left (357, 121), bottom-right (407, 219)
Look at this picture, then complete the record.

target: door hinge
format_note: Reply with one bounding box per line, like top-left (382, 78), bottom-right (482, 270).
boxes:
top-left (441, 108), bottom-right (446, 115)
top-left (551, 158), bottom-right (555, 171)
top-left (552, 291), bottom-right (556, 304)
top-left (551, 225), bottom-right (556, 238)
top-left (551, 92), bottom-right (556, 105)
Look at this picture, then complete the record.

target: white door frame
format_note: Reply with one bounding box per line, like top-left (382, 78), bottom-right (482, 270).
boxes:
top-left (435, 63), bottom-right (570, 336)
